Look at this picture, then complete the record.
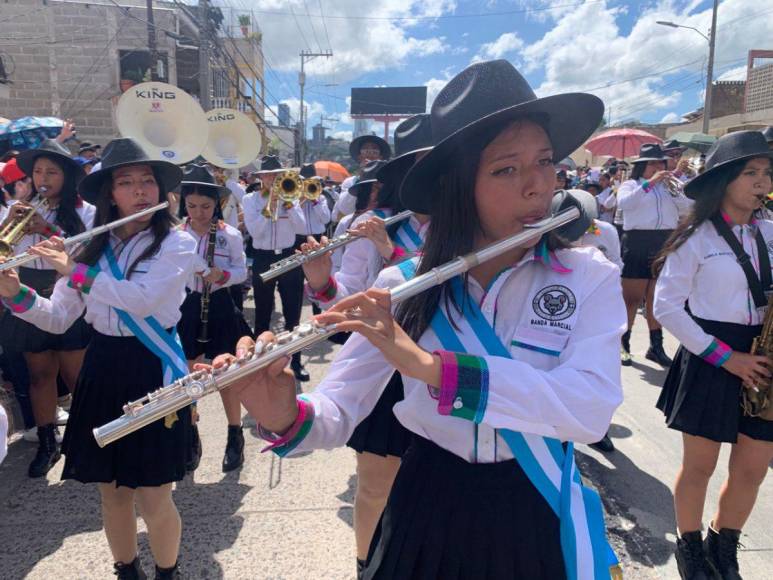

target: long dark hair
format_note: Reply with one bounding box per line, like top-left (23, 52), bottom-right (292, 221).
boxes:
top-left (76, 167), bottom-right (176, 278)
top-left (32, 155), bottom-right (86, 236)
top-left (629, 159), bottom-right (666, 181)
top-left (652, 159), bottom-right (749, 275)
top-left (395, 113), bottom-right (566, 341)
top-left (177, 184), bottom-right (223, 220)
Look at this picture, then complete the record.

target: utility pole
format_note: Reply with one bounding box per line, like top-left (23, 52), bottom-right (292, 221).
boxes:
top-left (702, 0), bottom-right (719, 135)
top-left (198, 0), bottom-right (211, 110)
top-left (146, 0), bottom-right (159, 81)
top-left (298, 49), bottom-right (332, 163)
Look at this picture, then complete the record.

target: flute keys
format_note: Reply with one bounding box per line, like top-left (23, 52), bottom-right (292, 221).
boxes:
top-left (185, 380), bottom-right (206, 399)
top-left (296, 323), bottom-right (314, 337)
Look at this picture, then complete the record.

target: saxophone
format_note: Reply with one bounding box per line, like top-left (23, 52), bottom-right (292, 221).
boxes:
top-left (745, 293), bottom-right (773, 420)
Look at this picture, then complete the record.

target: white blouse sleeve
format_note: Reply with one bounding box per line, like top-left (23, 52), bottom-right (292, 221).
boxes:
top-left (654, 235), bottom-right (717, 357)
top-left (617, 180), bottom-right (648, 212)
top-left (217, 226), bottom-right (248, 288)
top-left (9, 277), bottom-right (86, 334)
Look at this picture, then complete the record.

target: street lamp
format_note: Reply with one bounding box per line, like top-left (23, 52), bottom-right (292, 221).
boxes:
top-left (656, 0), bottom-right (718, 134)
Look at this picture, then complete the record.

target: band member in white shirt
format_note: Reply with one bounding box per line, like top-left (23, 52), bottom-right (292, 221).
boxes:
top-left (334, 136), bottom-right (392, 221)
top-left (177, 164), bottom-right (251, 473)
top-left (0, 138), bottom-right (198, 579)
top-left (654, 131), bottom-right (773, 580)
top-left (222, 60), bottom-right (624, 580)
top-left (242, 155), bottom-right (310, 381)
top-left (617, 143), bottom-right (692, 367)
top-left (0, 139), bottom-right (95, 478)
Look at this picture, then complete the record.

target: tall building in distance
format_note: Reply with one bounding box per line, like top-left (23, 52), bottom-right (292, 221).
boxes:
top-left (353, 119), bottom-right (370, 138)
top-left (312, 123), bottom-right (326, 146)
top-left (745, 50), bottom-right (773, 113)
top-left (278, 103), bottom-right (291, 127)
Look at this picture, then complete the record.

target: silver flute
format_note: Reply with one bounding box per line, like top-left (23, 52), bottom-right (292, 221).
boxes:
top-left (259, 209), bottom-right (414, 282)
top-left (93, 206), bottom-right (583, 448)
top-left (0, 202), bottom-right (170, 272)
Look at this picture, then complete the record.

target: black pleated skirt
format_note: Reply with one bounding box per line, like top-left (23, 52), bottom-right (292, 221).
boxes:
top-left (621, 229), bottom-right (672, 279)
top-left (347, 372), bottom-right (412, 458)
top-left (61, 332), bottom-right (191, 488)
top-left (363, 436), bottom-right (565, 580)
top-left (178, 287), bottom-right (253, 360)
top-left (657, 318), bottom-right (773, 443)
top-left (0, 267), bottom-right (92, 353)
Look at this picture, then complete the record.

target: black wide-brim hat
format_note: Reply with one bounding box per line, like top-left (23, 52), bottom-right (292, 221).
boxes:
top-left (685, 130), bottom-right (773, 199)
top-left (349, 134), bottom-right (391, 162)
top-left (762, 126), bottom-right (773, 144)
top-left (179, 164), bottom-right (230, 198)
top-left (348, 159), bottom-right (388, 196)
top-left (258, 154), bottom-right (285, 174)
top-left (78, 137), bottom-right (183, 204)
top-left (632, 143), bottom-right (670, 164)
top-left (16, 139), bottom-right (85, 182)
top-left (400, 59), bottom-right (604, 214)
top-left (376, 114), bottom-right (434, 187)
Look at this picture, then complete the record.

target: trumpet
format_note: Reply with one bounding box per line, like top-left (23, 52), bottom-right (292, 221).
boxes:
top-left (663, 172), bottom-right (684, 197)
top-left (259, 209), bottom-right (414, 283)
top-left (93, 205), bottom-right (584, 447)
top-left (302, 178), bottom-right (322, 202)
top-left (0, 202), bottom-right (170, 272)
top-left (268, 170), bottom-right (302, 221)
top-left (0, 197), bottom-right (48, 258)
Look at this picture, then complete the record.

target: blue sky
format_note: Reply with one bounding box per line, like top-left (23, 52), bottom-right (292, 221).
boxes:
top-left (220, 0), bottom-right (772, 140)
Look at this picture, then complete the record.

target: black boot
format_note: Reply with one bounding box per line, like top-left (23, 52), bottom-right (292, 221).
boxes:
top-left (589, 430), bottom-right (615, 453)
top-left (621, 330), bottom-right (632, 366)
top-left (291, 352), bottom-right (310, 382)
top-left (186, 424), bottom-right (202, 473)
top-left (113, 557), bottom-right (147, 579)
top-left (222, 424), bottom-right (245, 472)
top-left (676, 531), bottom-right (717, 580)
top-left (646, 329), bottom-right (673, 367)
top-left (705, 526), bottom-right (743, 580)
top-left (28, 424), bottom-right (61, 478)
top-left (154, 562), bottom-right (181, 580)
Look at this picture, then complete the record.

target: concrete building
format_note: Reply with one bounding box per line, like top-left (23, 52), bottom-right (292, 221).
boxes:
top-left (277, 103), bottom-right (291, 127)
top-left (0, 0), bottom-right (265, 151)
top-left (353, 119), bottom-right (370, 138)
top-left (746, 50), bottom-right (773, 113)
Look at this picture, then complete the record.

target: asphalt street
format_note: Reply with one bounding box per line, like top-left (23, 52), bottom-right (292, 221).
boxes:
top-left (0, 306), bottom-right (771, 579)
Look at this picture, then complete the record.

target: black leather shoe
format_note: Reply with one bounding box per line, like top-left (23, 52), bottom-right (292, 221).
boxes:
top-left (222, 425), bottom-right (245, 472)
top-left (589, 433), bottom-right (615, 453)
top-left (114, 557), bottom-right (147, 579)
top-left (28, 424), bottom-right (61, 478)
top-left (646, 329), bottom-right (673, 367)
top-left (154, 562), bottom-right (181, 580)
top-left (186, 424), bottom-right (202, 473)
top-left (291, 361), bottom-right (310, 382)
top-left (705, 527), bottom-right (742, 580)
top-left (676, 531), bottom-right (718, 580)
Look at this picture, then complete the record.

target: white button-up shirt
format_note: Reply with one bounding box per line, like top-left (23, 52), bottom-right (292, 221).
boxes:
top-left (617, 178), bottom-right (693, 231)
top-left (12, 229), bottom-right (198, 336)
top-left (242, 192), bottom-right (306, 251)
top-left (179, 220), bottom-right (247, 293)
top-left (293, 245), bottom-right (625, 462)
top-left (297, 199), bottom-right (331, 236)
top-left (655, 218), bottom-right (773, 356)
top-left (10, 199), bottom-right (96, 269)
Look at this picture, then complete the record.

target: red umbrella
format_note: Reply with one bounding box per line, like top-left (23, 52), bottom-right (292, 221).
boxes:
top-left (584, 128), bottom-right (661, 159)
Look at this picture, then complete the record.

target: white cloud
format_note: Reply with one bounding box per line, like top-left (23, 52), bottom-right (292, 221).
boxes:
top-left (717, 65), bottom-right (747, 82)
top-left (472, 32), bottom-right (524, 63)
top-left (660, 112), bottom-right (680, 123)
top-left (519, 0), bottom-right (771, 122)
top-left (332, 130), bottom-right (353, 141)
top-left (246, 0), bottom-right (456, 83)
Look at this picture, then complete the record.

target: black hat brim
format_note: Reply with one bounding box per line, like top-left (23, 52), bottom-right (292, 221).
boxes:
top-left (348, 178), bottom-right (378, 196)
top-left (376, 147), bottom-right (432, 184)
top-left (78, 159), bottom-right (183, 205)
top-left (179, 180), bottom-right (231, 198)
top-left (349, 135), bottom-right (391, 162)
top-left (684, 150), bottom-right (773, 199)
top-left (16, 149), bottom-right (84, 182)
top-left (400, 93), bottom-right (603, 213)
top-left (633, 156), bottom-right (669, 163)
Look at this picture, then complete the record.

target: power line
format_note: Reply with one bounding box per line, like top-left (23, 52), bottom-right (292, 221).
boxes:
top-left (303, 0), bottom-right (324, 53)
top-left (318, 0), bottom-right (333, 51)
top-left (289, 4), bottom-right (312, 52)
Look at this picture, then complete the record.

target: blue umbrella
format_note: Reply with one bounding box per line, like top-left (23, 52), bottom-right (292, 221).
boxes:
top-left (0, 116), bottom-right (63, 150)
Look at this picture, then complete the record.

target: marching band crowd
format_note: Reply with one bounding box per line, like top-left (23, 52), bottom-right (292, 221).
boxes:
top-left (0, 58), bottom-right (772, 580)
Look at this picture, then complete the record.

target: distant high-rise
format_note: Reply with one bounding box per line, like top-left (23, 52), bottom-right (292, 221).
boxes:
top-left (278, 103), bottom-right (291, 127)
top-left (312, 123), bottom-right (326, 145)
top-left (353, 119), bottom-right (370, 137)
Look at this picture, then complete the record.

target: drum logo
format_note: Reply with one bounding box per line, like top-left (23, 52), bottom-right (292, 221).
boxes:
top-left (533, 285), bottom-right (577, 321)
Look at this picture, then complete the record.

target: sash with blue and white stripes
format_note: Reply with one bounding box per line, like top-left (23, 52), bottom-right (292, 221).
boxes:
top-left (372, 209), bottom-right (423, 254)
top-left (101, 245), bottom-right (188, 386)
top-left (420, 272), bottom-right (619, 580)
